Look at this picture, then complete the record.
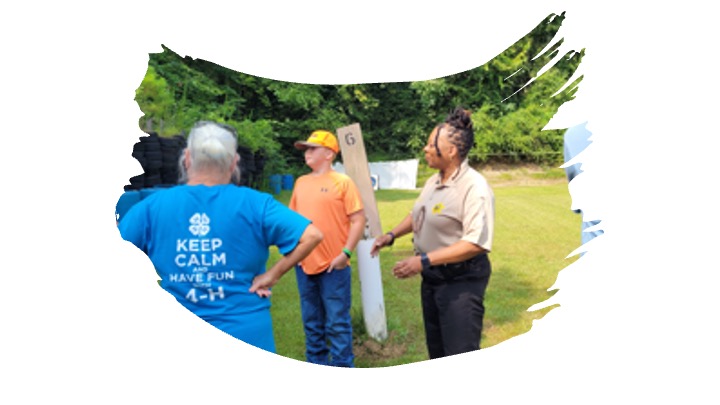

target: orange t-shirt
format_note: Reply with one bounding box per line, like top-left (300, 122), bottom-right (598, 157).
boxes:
top-left (289, 171), bottom-right (364, 274)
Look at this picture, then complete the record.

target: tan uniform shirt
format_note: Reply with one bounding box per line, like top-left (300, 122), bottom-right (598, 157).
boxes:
top-left (411, 159), bottom-right (494, 254)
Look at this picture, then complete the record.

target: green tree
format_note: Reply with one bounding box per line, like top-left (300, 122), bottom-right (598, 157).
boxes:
top-left (134, 11), bottom-right (584, 178)
top-left (134, 65), bottom-right (175, 134)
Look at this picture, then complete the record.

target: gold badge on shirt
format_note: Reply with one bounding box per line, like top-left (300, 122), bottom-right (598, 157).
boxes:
top-left (432, 202), bottom-right (445, 214)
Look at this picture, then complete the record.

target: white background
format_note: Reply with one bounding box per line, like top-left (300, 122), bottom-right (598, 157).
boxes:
top-left (2, 1), bottom-right (718, 403)
top-left (334, 159), bottom-right (419, 190)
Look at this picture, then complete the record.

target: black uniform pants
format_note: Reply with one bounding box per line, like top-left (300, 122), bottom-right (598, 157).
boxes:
top-left (420, 254), bottom-right (491, 359)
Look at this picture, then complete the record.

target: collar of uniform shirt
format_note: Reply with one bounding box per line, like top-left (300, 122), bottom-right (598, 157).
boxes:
top-left (434, 159), bottom-right (471, 188)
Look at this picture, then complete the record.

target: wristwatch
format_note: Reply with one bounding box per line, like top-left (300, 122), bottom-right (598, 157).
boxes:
top-left (420, 253), bottom-right (431, 271)
top-left (386, 231), bottom-right (396, 246)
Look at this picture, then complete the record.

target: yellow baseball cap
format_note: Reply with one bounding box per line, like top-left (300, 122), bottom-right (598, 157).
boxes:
top-left (294, 130), bottom-right (339, 154)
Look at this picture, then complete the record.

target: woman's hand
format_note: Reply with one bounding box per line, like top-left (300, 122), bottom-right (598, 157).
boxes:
top-left (392, 256), bottom-right (423, 279)
top-left (371, 215), bottom-right (413, 257)
top-left (370, 233), bottom-right (394, 257)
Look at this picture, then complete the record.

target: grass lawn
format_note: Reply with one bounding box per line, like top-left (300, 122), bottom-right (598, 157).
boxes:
top-left (267, 164), bottom-right (580, 367)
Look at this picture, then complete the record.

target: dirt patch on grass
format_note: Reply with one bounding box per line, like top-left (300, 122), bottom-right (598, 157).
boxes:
top-left (354, 330), bottom-right (407, 361)
top-left (475, 162), bottom-right (567, 188)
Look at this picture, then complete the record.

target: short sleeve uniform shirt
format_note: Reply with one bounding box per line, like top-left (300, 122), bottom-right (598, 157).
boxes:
top-left (412, 160), bottom-right (494, 254)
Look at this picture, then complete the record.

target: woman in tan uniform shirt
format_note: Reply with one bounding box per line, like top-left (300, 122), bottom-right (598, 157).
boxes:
top-left (371, 107), bottom-right (495, 359)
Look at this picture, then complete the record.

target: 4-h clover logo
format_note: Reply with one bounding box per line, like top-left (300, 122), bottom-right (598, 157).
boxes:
top-left (189, 213), bottom-right (211, 236)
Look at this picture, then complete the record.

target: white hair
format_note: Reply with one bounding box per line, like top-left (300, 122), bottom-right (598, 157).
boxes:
top-left (178, 121), bottom-right (241, 184)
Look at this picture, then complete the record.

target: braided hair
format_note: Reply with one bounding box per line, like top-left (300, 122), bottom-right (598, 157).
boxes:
top-left (433, 107), bottom-right (474, 160)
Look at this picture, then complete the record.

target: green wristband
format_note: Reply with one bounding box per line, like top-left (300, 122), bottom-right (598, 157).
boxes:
top-left (342, 248), bottom-right (352, 259)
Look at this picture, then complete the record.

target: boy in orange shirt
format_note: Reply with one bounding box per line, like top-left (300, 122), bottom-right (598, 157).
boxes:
top-left (290, 130), bottom-right (365, 367)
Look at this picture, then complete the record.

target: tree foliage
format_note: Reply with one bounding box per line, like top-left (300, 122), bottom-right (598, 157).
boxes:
top-left (134, 12), bottom-right (583, 176)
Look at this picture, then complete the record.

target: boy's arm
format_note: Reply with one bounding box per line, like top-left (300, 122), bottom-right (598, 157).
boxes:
top-left (327, 209), bottom-right (365, 273)
top-left (345, 209), bottom-right (365, 253)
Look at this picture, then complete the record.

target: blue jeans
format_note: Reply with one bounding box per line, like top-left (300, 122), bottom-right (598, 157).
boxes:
top-left (295, 265), bottom-right (354, 367)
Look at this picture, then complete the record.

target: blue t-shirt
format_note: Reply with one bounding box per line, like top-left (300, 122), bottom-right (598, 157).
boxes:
top-left (117, 184), bottom-right (310, 341)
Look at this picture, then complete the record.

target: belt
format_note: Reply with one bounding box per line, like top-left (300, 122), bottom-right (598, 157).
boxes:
top-left (421, 253), bottom-right (490, 283)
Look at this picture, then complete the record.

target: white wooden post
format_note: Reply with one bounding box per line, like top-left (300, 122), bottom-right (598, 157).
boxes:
top-left (336, 123), bottom-right (388, 342)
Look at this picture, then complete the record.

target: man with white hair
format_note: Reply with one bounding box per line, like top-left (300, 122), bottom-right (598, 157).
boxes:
top-left (118, 121), bottom-right (323, 352)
